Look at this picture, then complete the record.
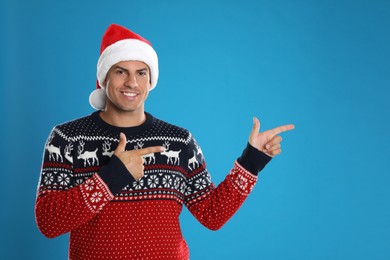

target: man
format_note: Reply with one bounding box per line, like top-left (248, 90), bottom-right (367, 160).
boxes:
top-left (35, 24), bottom-right (294, 260)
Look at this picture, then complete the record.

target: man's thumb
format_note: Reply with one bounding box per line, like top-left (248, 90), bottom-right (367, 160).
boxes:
top-left (116, 132), bottom-right (127, 152)
top-left (250, 117), bottom-right (261, 138)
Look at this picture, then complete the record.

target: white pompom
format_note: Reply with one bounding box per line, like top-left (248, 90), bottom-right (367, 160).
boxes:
top-left (89, 88), bottom-right (106, 110)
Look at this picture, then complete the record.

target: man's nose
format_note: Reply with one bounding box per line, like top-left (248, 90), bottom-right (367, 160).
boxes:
top-left (125, 74), bottom-right (138, 87)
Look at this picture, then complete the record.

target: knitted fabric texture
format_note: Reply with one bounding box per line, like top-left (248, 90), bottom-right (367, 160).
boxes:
top-left (35, 112), bottom-right (270, 260)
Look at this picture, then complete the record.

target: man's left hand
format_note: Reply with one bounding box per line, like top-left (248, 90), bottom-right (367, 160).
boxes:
top-left (249, 117), bottom-right (295, 157)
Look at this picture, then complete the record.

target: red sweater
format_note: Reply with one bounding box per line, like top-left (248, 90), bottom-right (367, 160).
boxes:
top-left (35, 112), bottom-right (271, 259)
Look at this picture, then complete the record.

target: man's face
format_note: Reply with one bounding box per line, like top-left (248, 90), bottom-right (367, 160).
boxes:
top-left (104, 60), bottom-right (151, 114)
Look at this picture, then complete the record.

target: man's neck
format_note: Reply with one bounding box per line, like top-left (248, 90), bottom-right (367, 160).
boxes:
top-left (99, 109), bottom-right (147, 128)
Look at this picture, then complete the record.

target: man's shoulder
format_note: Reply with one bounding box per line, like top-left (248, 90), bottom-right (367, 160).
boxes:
top-left (55, 113), bottom-right (93, 128)
top-left (151, 115), bottom-right (192, 141)
top-left (52, 112), bottom-right (96, 138)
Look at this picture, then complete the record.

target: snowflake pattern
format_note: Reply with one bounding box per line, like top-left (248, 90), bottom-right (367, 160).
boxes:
top-left (194, 178), bottom-right (207, 190)
top-left (44, 172), bottom-right (54, 185)
top-left (90, 192), bottom-right (103, 203)
top-left (84, 179), bottom-right (95, 191)
top-left (147, 175), bottom-right (159, 188)
top-left (133, 179), bottom-right (144, 190)
top-left (58, 173), bottom-right (70, 186)
top-left (173, 177), bottom-right (181, 190)
top-left (162, 175), bottom-right (172, 188)
top-left (235, 174), bottom-right (248, 190)
top-left (184, 185), bottom-right (192, 196)
top-left (179, 182), bottom-right (187, 194)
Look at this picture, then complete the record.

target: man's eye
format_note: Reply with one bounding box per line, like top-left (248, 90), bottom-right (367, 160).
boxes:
top-left (115, 69), bottom-right (125, 75)
top-left (138, 71), bottom-right (147, 76)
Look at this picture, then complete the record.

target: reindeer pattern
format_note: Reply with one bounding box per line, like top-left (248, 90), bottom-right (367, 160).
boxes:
top-left (161, 141), bottom-right (181, 165)
top-left (45, 133), bottom-right (63, 163)
top-left (134, 142), bottom-right (156, 165)
top-left (188, 139), bottom-right (204, 170)
top-left (41, 115), bottom-right (211, 198)
top-left (45, 133), bottom-right (204, 173)
top-left (77, 140), bottom-right (99, 167)
top-left (102, 140), bottom-right (114, 157)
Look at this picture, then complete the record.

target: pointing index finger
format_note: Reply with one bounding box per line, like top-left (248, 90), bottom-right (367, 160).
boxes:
top-left (134, 146), bottom-right (165, 156)
top-left (270, 124), bottom-right (295, 136)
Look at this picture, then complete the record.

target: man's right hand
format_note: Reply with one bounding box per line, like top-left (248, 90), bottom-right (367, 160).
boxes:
top-left (114, 133), bottom-right (164, 180)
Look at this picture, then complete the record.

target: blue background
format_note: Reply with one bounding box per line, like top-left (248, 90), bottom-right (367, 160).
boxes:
top-left (1, 0), bottom-right (389, 259)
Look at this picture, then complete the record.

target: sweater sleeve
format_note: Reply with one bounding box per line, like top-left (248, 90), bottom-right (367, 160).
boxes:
top-left (35, 128), bottom-right (133, 238)
top-left (185, 136), bottom-right (271, 230)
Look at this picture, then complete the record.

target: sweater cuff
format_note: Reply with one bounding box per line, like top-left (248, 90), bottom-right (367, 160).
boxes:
top-left (237, 143), bottom-right (272, 176)
top-left (98, 155), bottom-right (135, 195)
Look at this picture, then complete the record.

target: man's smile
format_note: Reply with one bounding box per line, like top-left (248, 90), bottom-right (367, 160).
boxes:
top-left (121, 91), bottom-right (138, 97)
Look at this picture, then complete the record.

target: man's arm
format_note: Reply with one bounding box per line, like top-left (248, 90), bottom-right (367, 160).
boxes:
top-left (185, 118), bottom-right (294, 230)
top-left (35, 129), bottom-right (134, 238)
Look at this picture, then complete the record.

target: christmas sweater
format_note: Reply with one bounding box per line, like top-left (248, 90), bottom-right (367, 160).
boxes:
top-left (35, 111), bottom-right (271, 260)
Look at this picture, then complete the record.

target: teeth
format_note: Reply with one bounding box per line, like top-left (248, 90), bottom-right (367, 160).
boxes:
top-left (123, 92), bottom-right (137, 97)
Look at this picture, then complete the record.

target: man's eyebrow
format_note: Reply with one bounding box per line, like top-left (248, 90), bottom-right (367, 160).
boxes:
top-left (112, 65), bottom-right (129, 73)
top-left (112, 65), bottom-right (149, 72)
top-left (136, 67), bottom-right (149, 72)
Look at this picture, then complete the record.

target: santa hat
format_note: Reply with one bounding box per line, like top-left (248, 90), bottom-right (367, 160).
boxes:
top-left (89, 24), bottom-right (159, 110)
